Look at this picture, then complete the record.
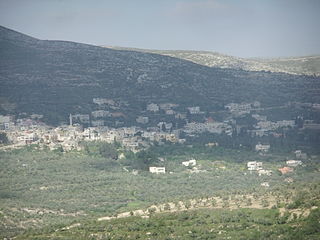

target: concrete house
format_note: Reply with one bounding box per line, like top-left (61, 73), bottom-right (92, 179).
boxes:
top-left (149, 167), bottom-right (166, 174)
top-left (258, 169), bottom-right (272, 176)
top-left (187, 106), bottom-right (201, 114)
top-left (147, 103), bottom-right (159, 112)
top-left (247, 161), bottom-right (263, 171)
top-left (286, 160), bottom-right (302, 167)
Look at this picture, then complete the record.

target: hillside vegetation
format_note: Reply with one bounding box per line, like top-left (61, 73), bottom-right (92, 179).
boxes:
top-left (1, 143), bottom-right (320, 238)
top-left (1, 26), bottom-right (319, 125)
top-left (16, 207), bottom-right (320, 240)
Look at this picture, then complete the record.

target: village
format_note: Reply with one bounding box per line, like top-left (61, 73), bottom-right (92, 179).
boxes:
top-left (0, 102), bottom-right (316, 239)
top-left (0, 99), bottom-right (311, 182)
top-left (1, 98), bottom-right (318, 154)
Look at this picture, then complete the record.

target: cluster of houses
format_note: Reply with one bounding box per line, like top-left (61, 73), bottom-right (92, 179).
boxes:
top-left (0, 114), bottom-right (185, 152)
top-left (250, 119), bottom-right (296, 137)
top-left (184, 121), bottom-right (232, 135)
top-left (246, 155), bottom-right (304, 188)
top-left (277, 150), bottom-right (305, 175)
top-left (0, 111), bottom-right (309, 179)
top-left (149, 154), bottom-right (305, 176)
top-left (0, 104), bottom-right (300, 154)
top-left (247, 150), bottom-right (305, 178)
top-left (278, 159), bottom-right (303, 175)
top-left (225, 101), bottom-right (260, 116)
top-left (2, 97), bottom-right (317, 156)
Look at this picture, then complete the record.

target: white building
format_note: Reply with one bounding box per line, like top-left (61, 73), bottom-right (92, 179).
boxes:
top-left (149, 167), bottom-right (166, 174)
top-left (187, 106), bottom-right (201, 114)
top-left (258, 169), bottom-right (272, 176)
top-left (256, 120), bottom-right (295, 131)
top-left (159, 103), bottom-right (179, 110)
top-left (82, 128), bottom-right (100, 141)
top-left (93, 98), bottom-right (115, 106)
top-left (261, 182), bottom-right (270, 188)
top-left (0, 115), bottom-right (14, 130)
top-left (182, 159), bottom-right (197, 167)
top-left (165, 109), bottom-right (175, 115)
top-left (147, 103), bottom-right (159, 112)
top-left (286, 160), bottom-right (302, 167)
top-left (294, 150), bottom-right (307, 159)
top-left (247, 161), bottom-right (263, 171)
top-left (225, 103), bottom-right (252, 113)
top-left (17, 132), bottom-right (37, 144)
top-left (184, 122), bottom-right (231, 135)
top-left (255, 143), bottom-right (270, 152)
top-left (205, 142), bottom-right (219, 147)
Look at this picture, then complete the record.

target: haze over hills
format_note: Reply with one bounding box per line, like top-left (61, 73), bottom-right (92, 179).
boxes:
top-left (0, 25), bottom-right (319, 124)
top-left (107, 46), bottom-right (320, 77)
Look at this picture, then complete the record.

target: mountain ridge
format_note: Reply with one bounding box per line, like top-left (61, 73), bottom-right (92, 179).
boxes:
top-left (105, 46), bottom-right (320, 76)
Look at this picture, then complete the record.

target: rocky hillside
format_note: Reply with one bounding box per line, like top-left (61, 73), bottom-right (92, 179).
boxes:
top-left (0, 26), bottom-right (319, 124)
top-left (108, 47), bottom-right (320, 76)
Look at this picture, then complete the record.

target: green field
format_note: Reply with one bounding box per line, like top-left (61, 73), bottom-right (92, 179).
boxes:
top-left (1, 143), bottom-right (320, 238)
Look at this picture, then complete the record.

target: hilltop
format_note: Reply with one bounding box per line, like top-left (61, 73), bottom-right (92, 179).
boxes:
top-left (107, 46), bottom-right (320, 76)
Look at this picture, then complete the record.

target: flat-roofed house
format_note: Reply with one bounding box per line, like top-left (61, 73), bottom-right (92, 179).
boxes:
top-left (149, 167), bottom-right (165, 174)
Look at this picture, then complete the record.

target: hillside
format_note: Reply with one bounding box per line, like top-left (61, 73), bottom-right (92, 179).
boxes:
top-left (15, 208), bottom-right (320, 240)
top-left (108, 46), bottom-right (320, 76)
top-left (0, 26), bottom-right (320, 125)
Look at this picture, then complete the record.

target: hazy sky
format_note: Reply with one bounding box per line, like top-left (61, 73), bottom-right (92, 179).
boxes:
top-left (0, 0), bottom-right (319, 58)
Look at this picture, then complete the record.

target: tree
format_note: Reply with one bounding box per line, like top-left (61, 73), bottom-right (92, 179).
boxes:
top-left (0, 132), bottom-right (9, 144)
top-left (99, 143), bottom-right (118, 160)
top-left (303, 208), bottom-right (320, 235)
top-left (134, 150), bottom-right (158, 170)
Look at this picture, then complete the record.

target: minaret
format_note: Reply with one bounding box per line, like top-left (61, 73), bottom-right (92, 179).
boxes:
top-left (69, 114), bottom-right (73, 126)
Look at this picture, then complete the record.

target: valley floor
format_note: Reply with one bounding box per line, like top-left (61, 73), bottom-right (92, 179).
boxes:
top-left (0, 145), bottom-right (319, 239)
